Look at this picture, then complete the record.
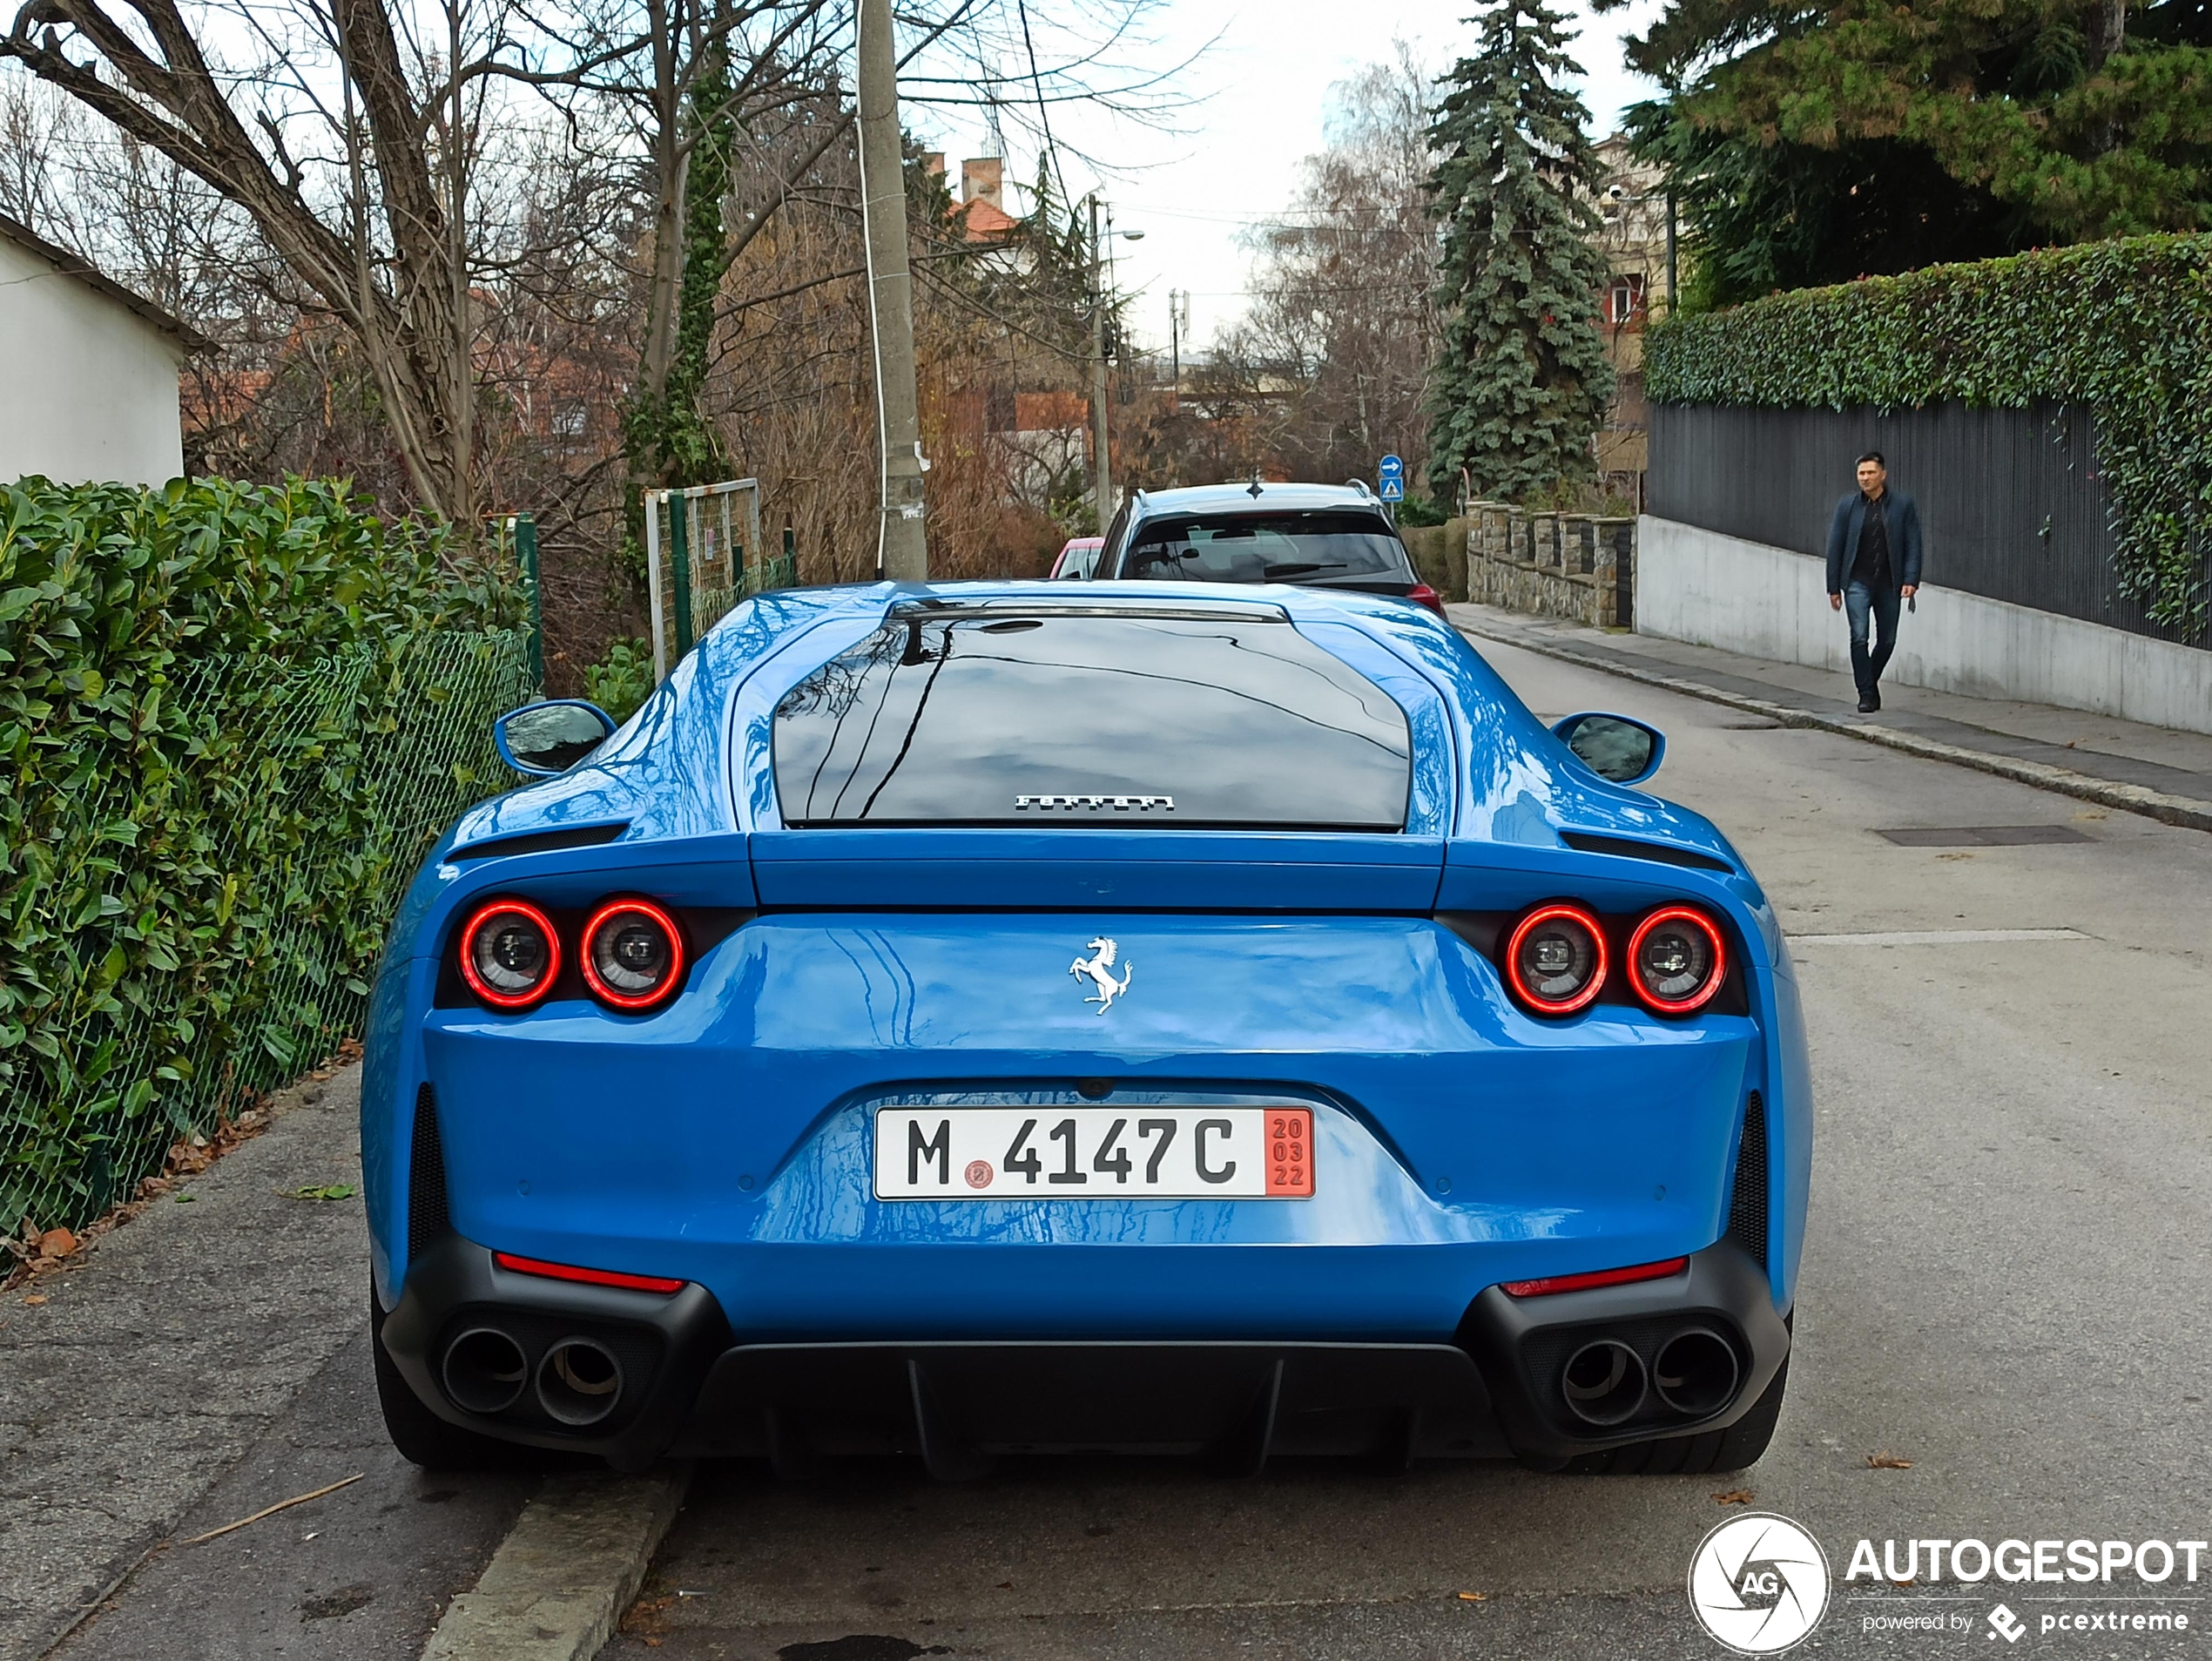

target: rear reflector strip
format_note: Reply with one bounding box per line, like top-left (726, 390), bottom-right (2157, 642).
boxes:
top-left (1501, 1256), bottom-right (1689, 1298)
top-left (493, 1252), bottom-right (685, 1294)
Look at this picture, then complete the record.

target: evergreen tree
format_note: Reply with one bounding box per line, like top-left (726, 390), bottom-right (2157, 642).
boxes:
top-left (1618, 0), bottom-right (2212, 301)
top-left (1426, 0), bottom-right (1615, 503)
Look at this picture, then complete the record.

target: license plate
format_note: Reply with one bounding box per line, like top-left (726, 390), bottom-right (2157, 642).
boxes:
top-left (873, 1107), bottom-right (1315, 1199)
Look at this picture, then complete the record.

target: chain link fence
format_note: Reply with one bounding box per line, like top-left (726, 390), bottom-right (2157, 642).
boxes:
top-left (1, 629), bottom-right (532, 1239)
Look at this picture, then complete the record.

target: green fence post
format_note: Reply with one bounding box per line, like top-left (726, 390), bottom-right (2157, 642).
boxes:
top-left (670, 492), bottom-right (695, 658)
top-left (783, 523), bottom-right (797, 589)
top-left (513, 513), bottom-right (543, 692)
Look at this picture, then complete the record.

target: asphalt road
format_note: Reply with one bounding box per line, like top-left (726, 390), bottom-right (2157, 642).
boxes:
top-left (602, 638), bottom-right (2212, 1660)
top-left (20, 635), bottom-right (2210, 1660)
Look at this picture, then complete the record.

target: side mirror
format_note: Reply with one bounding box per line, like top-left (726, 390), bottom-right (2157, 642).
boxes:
top-left (494, 700), bottom-right (617, 777)
top-left (1552, 712), bottom-right (1665, 786)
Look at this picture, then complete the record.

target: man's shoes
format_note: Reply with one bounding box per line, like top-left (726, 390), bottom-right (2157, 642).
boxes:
top-left (1856, 694), bottom-right (1880, 713)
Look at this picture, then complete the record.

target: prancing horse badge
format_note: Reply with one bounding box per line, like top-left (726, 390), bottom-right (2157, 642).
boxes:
top-left (1069, 937), bottom-right (1133, 1014)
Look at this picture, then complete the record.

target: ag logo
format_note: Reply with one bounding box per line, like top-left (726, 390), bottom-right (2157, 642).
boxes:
top-left (1687, 1513), bottom-right (1831, 1654)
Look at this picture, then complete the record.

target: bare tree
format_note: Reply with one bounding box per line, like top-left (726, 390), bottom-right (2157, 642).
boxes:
top-left (1194, 47), bottom-right (1442, 493)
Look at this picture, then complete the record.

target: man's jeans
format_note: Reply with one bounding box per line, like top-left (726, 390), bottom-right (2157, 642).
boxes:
top-left (1844, 581), bottom-right (1902, 699)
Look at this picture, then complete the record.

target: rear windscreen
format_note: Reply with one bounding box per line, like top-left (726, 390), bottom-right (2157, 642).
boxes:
top-left (772, 608), bottom-right (1412, 829)
top-left (1118, 512), bottom-right (1412, 584)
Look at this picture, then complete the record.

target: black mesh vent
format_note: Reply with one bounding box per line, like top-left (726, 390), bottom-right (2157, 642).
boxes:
top-left (1727, 1091), bottom-right (1768, 1268)
top-left (408, 1084), bottom-right (450, 1260)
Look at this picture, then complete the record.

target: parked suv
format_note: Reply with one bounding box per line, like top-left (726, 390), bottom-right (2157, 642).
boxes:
top-left (1095, 482), bottom-right (1445, 615)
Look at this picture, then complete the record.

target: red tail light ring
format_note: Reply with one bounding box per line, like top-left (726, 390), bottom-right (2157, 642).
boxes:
top-left (459, 898), bottom-right (561, 1010)
top-left (1628, 906), bottom-right (1728, 1014)
top-left (581, 897), bottom-right (686, 1011)
top-left (1503, 903), bottom-right (1608, 1015)
top-left (1406, 581), bottom-right (1448, 618)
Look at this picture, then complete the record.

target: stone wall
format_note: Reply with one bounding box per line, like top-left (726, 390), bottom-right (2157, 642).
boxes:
top-left (1463, 502), bottom-right (1636, 629)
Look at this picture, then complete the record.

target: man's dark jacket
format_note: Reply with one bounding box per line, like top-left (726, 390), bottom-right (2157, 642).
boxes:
top-left (1825, 489), bottom-right (1924, 594)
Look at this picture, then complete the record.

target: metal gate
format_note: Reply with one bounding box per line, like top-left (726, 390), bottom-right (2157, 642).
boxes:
top-left (644, 480), bottom-right (799, 679)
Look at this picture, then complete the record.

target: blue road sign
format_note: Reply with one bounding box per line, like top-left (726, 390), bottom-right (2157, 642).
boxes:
top-left (1379, 477), bottom-right (1405, 502)
top-left (1378, 453), bottom-right (1404, 481)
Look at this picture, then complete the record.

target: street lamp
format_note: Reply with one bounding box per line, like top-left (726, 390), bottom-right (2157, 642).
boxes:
top-left (1089, 205), bottom-right (1146, 535)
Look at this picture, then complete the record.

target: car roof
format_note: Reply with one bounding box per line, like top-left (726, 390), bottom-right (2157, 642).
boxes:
top-left (1126, 482), bottom-right (1387, 521)
top-left (442, 577), bottom-right (1750, 883)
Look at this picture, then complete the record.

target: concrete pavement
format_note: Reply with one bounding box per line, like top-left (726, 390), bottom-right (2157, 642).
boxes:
top-left (0, 1063), bottom-right (541, 1661)
top-left (1448, 602), bottom-right (2212, 831)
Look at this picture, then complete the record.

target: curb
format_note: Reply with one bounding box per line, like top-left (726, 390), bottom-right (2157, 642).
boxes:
top-left (1452, 617), bottom-right (2212, 835)
top-left (421, 1467), bottom-right (691, 1661)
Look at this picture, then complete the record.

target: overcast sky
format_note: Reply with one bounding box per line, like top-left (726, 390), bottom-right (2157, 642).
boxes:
top-left (910, 0), bottom-right (1669, 354)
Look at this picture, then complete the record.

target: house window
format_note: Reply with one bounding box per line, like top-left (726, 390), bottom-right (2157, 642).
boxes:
top-left (1608, 274), bottom-right (1646, 326)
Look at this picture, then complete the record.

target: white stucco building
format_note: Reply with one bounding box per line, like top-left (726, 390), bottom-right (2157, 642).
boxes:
top-left (1, 213), bottom-right (205, 486)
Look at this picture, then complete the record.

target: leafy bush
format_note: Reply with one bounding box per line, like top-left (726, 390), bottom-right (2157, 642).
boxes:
top-left (583, 636), bottom-right (655, 724)
top-left (1644, 234), bottom-right (2212, 630)
top-left (1, 476), bottom-right (528, 1232)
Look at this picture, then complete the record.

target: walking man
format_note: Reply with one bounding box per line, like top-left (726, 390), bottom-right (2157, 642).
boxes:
top-left (1825, 450), bottom-right (1923, 712)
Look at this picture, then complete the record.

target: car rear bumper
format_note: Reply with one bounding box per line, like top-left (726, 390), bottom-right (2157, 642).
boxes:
top-left (379, 1236), bottom-right (1785, 1472)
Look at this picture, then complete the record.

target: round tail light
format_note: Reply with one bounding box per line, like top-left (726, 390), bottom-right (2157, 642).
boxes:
top-left (461, 899), bottom-right (560, 1010)
top-left (1629, 906), bottom-right (1726, 1013)
top-left (582, 899), bottom-right (685, 1010)
top-left (1504, 903), bottom-right (1608, 1015)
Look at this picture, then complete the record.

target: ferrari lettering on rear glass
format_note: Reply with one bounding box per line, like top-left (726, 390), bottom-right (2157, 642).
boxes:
top-left (1013, 794), bottom-right (1175, 811)
top-left (873, 1107), bottom-right (1316, 1199)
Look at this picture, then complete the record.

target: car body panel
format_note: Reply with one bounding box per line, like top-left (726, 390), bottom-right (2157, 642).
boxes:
top-left (365, 577), bottom-right (1811, 1465)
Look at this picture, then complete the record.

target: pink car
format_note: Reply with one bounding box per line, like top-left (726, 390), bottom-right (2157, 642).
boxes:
top-left (1049, 536), bottom-right (1105, 579)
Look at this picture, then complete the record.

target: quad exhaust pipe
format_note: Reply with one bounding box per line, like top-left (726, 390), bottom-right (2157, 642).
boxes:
top-left (1561, 1338), bottom-right (1647, 1426)
top-left (442, 1327), bottom-right (529, 1415)
top-left (1557, 1327), bottom-right (1743, 1428)
top-left (537, 1337), bottom-right (624, 1427)
top-left (1653, 1327), bottom-right (1739, 1418)
top-left (439, 1328), bottom-right (624, 1428)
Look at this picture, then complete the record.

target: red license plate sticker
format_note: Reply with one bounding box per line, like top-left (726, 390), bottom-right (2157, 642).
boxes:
top-left (1264, 1109), bottom-right (1314, 1196)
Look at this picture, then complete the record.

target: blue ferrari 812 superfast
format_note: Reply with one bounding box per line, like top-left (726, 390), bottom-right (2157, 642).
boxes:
top-left (363, 581), bottom-right (1810, 1477)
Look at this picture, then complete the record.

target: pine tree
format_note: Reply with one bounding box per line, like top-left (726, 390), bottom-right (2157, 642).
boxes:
top-left (1427, 0), bottom-right (1616, 503)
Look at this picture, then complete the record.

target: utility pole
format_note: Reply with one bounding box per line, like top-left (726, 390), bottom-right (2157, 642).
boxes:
top-left (1089, 194), bottom-right (1112, 536)
top-left (858, 0), bottom-right (927, 579)
top-left (1665, 189), bottom-right (1678, 315)
top-left (1168, 287), bottom-right (1181, 402)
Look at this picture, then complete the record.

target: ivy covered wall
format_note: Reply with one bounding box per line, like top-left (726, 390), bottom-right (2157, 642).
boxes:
top-left (1644, 235), bottom-right (2212, 632)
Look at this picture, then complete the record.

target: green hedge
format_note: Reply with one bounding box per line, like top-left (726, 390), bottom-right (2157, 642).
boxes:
top-left (1645, 234), bottom-right (2212, 631)
top-left (1, 477), bottom-right (529, 1234)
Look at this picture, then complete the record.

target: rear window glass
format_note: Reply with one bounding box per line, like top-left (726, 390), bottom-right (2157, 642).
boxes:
top-left (1119, 511), bottom-right (1411, 584)
top-left (772, 606), bottom-right (1412, 829)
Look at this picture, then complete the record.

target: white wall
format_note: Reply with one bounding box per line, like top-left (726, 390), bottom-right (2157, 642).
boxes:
top-left (0, 235), bottom-right (185, 487)
top-left (1638, 515), bottom-right (2212, 737)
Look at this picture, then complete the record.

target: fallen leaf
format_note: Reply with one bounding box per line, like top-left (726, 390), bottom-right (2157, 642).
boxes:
top-left (1867, 1452), bottom-right (1912, 1469)
top-left (24, 1294), bottom-right (47, 1306)
top-left (37, 1227), bottom-right (78, 1259)
top-left (1713, 1489), bottom-right (1754, 1505)
top-left (1457, 1590), bottom-right (1487, 1602)
top-left (288, 1185), bottom-right (356, 1202)
top-left (175, 1193), bottom-right (198, 1204)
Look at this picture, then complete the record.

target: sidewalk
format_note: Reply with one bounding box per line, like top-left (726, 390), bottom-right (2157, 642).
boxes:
top-left (1447, 603), bottom-right (2212, 833)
